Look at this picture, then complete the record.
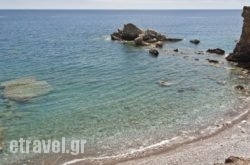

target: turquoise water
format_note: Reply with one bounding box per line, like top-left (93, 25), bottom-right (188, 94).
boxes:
top-left (0, 10), bottom-right (247, 163)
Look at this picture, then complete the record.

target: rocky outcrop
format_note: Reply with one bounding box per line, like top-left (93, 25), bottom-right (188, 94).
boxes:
top-left (111, 23), bottom-right (182, 48)
top-left (215, 156), bottom-right (250, 165)
top-left (207, 48), bottom-right (225, 55)
top-left (0, 77), bottom-right (52, 102)
top-left (227, 6), bottom-right (250, 62)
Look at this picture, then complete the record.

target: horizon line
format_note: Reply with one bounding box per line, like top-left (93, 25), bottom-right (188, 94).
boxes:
top-left (0, 8), bottom-right (243, 10)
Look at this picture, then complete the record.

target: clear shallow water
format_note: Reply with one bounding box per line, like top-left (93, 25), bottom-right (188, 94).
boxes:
top-left (0, 10), bottom-right (247, 163)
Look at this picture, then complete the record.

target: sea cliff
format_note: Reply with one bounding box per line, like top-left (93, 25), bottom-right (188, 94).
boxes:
top-left (227, 6), bottom-right (250, 63)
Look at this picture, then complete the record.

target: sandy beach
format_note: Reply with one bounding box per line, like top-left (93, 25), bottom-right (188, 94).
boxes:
top-left (118, 114), bottom-right (250, 165)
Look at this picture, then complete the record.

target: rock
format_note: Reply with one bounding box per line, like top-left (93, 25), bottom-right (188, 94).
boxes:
top-left (217, 156), bottom-right (250, 165)
top-left (178, 89), bottom-right (185, 93)
top-left (174, 49), bottom-right (179, 52)
top-left (134, 36), bottom-right (149, 46)
top-left (149, 49), bottom-right (159, 56)
top-left (111, 32), bottom-right (122, 41)
top-left (190, 39), bottom-right (200, 45)
top-left (1, 77), bottom-right (52, 102)
top-left (206, 59), bottom-right (219, 64)
top-left (134, 36), bottom-right (144, 46)
top-left (121, 23), bottom-right (143, 41)
top-left (143, 29), bottom-right (167, 42)
top-left (207, 48), bottom-right (225, 55)
top-left (157, 80), bottom-right (172, 86)
top-left (165, 38), bottom-right (183, 42)
top-left (227, 7), bottom-right (250, 63)
top-left (155, 41), bottom-right (163, 48)
top-left (111, 23), bottom-right (182, 48)
top-left (234, 85), bottom-right (245, 91)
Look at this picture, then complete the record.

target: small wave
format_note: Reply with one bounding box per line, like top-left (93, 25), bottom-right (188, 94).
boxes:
top-left (103, 35), bottom-right (111, 41)
top-left (91, 35), bottom-right (111, 42)
top-left (62, 107), bottom-right (250, 165)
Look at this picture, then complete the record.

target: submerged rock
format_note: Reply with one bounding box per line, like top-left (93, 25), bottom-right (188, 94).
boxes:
top-left (111, 23), bottom-right (182, 48)
top-left (149, 49), bottom-right (159, 56)
top-left (1, 77), bottom-right (52, 102)
top-left (190, 39), bottom-right (200, 45)
top-left (206, 59), bottom-right (219, 64)
top-left (157, 80), bottom-right (172, 87)
top-left (227, 7), bottom-right (250, 63)
top-left (207, 48), bottom-right (225, 55)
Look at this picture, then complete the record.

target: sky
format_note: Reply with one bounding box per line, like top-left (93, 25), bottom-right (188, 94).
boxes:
top-left (0, 0), bottom-right (249, 9)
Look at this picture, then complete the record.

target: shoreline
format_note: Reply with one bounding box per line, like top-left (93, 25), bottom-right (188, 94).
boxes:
top-left (62, 107), bottom-right (250, 165)
top-left (119, 113), bottom-right (250, 165)
top-left (12, 99), bottom-right (250, 165)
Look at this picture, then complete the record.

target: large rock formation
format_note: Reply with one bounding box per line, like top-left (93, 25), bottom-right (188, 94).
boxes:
top-left (111, 23), bottom-right (182, 48)
top-left (227, 6), bottom-right (250, 63)
top-left (0, 77), bottom-right (52, 102)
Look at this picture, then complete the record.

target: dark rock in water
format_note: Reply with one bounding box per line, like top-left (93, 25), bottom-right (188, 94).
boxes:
top-left (207, 48), bottom-right (225, 55)
top-left (227, 7), bottom-right (250, 63)
top-left (165, 38), bottom-right (182, 42)
top-left (178, 89), bottom-right (185, 93)
top-left (215, 156), bottom-right (250, 165)
top-left (174, 49), bottom-right (179, 52)
top-left (111, 23), bottom-right (182, 48)
top-left (206, 59), bottom-right (219, 64)
top-left (149, 49), bottom-right (159, 56)
top-left (234, 85), bottom-right (245, 90)
top-left (190, 39), bottom-right (200, 45)
top-left (194, 58), bottom-right (199, 61)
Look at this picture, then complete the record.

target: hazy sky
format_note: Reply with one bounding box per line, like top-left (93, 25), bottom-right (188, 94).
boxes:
top-left (0, 0), bottom-right (249, 9)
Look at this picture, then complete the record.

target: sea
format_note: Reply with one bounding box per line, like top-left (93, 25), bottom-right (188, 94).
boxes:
top-left (0, 10), bottom-right (248, 164)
